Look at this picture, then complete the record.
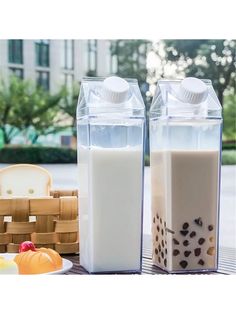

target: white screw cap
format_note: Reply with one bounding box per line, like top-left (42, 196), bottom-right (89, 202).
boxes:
top-left (102, 76), bottom-right (130, 104)
top-left (178, 77), bottom-right (207, 104)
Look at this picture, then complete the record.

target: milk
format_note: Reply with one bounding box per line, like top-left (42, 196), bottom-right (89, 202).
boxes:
top-left (77, 77), bottom-right (145, 273)
top-left (151, 150), bottom-right (219, 272)
top-left (79, 146), bottom-right (143, 273)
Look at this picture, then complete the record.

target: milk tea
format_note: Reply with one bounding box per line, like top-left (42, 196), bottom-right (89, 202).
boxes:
top-left (151, 150), bottom-right (219, 272)
top-left (149, 78), bottom-right (222, 273)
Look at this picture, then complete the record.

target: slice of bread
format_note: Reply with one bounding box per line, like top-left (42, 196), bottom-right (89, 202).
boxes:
top-left (0, 164), bottom-right (52, 197)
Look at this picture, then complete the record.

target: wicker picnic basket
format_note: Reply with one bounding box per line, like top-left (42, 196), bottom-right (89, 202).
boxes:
top-left (0, 189), bottom-right (79, 254)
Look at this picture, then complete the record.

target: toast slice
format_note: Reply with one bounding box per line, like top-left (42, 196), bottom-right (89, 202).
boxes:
top-left (0, 164), bottom-right (52, 197)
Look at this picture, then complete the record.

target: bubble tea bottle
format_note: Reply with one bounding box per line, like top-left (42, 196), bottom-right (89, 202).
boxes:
top-left (77, 76), bottom-right (145, 273)
top-left (149, 77), bottom-right (222, 273)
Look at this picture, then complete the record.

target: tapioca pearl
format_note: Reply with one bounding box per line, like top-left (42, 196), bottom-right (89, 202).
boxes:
top-left (173, 238), bottom-right (180, 245)
top-left (164, 221), bottom-right (166, 228)
top-left (155, 248), bottom-right (158, 255)
top-left (184, 250), bottom-right (191, 257)
top-left (183, 240), bottom-right (189, 247)
top-left (180, 230), bottom-right (189, 236)
top-left (190, 231), bottom-right (196, 238)
top-left (161, 240), bottom-right (164, 248)
top-left (161, 229), bottom-right (164, 236)
top-left (158, 244), bottom-right (161, 251)
top-left (156, 235), bottom-right (159, 242)
top-left (182, 222), bottom-right (189, 230)
top-left (207, 247), bottom-right (215, 256)
top-left (209, 236), bottom-right (214, 243)
top-left (158, 256), bottom-right (161, 263)
top-left (173, 249), bottom-right (180, 256)
top-left (179, 260), bottom-right (188, 269)
top-left (194, 217), bottom-right (203, 227)
top-left (165, 248), bottom-right (167, 255)
top-left (161, 251), bottom-right (164, 259)
top-left (208, 225), bottom-right (214, 231)
top-left (164, 258), bottom-right (167, 267)
top-left (198, 238), bottom-right (205, 245)
top-left (157, 225), bottom-right (160, 232)
top-left (198, 259), bottom-right (205, 266)
top-left (156, 213), bottom-right (159, 219)
top-left (194, 248), bottom-right (201, 256)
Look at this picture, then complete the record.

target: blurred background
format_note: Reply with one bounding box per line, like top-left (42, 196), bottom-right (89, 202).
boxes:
top-left (0, 39), bottom-right (235, 248)
top-left (0, 39), bottom-right (235, 164)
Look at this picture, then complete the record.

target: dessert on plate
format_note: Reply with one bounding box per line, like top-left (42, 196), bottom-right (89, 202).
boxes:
top-left (0, 241), bottom-right (63, 275)
top-left (14, 241), bottom-right (63, 274)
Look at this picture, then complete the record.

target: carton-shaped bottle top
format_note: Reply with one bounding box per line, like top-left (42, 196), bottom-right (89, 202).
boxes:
top-left (150, 77), bottom-right (222, 119)
top-left (77, 76), bottom-right (145, 118)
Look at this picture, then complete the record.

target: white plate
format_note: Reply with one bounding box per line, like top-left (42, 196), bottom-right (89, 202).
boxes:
top-left (0, 253), bottom-right (73, 275)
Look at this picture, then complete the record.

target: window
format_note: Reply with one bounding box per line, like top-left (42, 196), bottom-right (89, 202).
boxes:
top-left (9, 68), bottom-right (24, 79)
top-left (35, 40), bottom-right (50, 67)
top-left (87, 40), bottom-right (97, 74)
top-left (61, 135), bottom-right (72, 147)
top-left (110, 55), bottom-right (118, 74)
top-left (61, 40), bottom-right (74, 69)
top-left (62, 73), bottom-right (74, 94)
top-left (36, 71), bottom-right (49, 90)
top-left (8, 40), bottom-right (23, 64)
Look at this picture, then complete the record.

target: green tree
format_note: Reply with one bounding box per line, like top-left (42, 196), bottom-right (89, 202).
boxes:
top-left (0, 77), bottom-right (65, 144)
top-left (60, 83), bottom-right (80, 137)
top-left (223, 93), bottom-right (236, 141)
top-left (163, 40), bottom-right (236, 106)
top-left (0, 77), bottom-right (20, 143)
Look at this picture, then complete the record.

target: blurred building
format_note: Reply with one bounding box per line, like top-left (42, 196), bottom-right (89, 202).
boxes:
top-left (0, 40), bottom-right (116, 93)
top-left (0, 39), bottom-right (148, 148)
top-left (0, 40), bottom-right (119, 146)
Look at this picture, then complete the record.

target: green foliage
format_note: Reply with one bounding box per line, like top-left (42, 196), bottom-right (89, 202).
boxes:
top-left (0, 77), bottom-right (66, 144)
top-left (0, 146), bottom-right (77, 163)
top-left (163, 40), bottom-right (236, 105)
top-left (223, 93), bottom-right (236, 141)
top-left (222, 141), bottom-right (236, 150)
top-left (222, 150), bottom-right (236, 165)
top-left (60, 83), bottom-right (80, 137)
top-left (110, 40), bottom-right (149, 80)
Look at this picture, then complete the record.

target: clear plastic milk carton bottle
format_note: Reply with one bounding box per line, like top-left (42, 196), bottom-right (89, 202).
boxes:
top-left (149, 77), bottom-right (222, 273)
top-left (77, 76), bottom-right (145, 273)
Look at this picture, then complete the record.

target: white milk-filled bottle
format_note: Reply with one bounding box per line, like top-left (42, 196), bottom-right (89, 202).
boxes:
top-left (150, 77), bottom-right (222, 273)
top-left (77, 76), bottom-right (145, 273)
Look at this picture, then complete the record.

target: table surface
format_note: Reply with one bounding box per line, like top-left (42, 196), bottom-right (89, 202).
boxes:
top-left (63, 245), bottom-right (236, 275)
